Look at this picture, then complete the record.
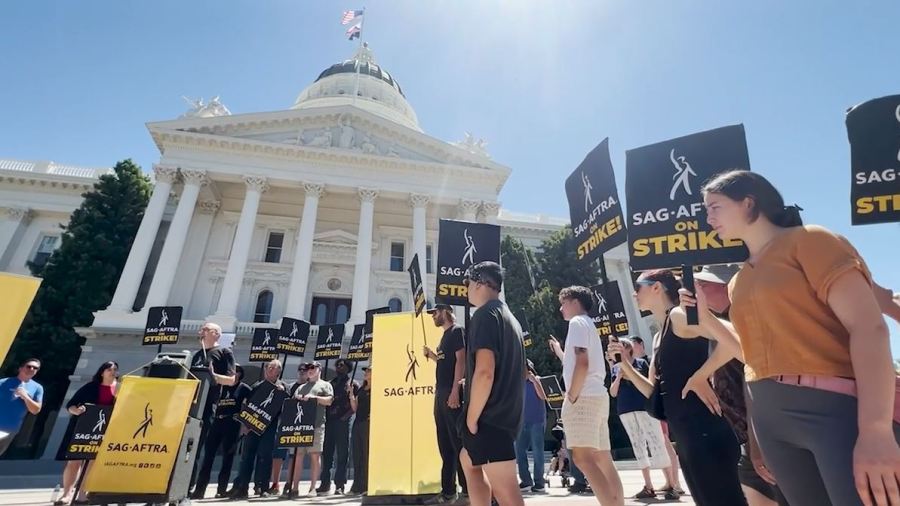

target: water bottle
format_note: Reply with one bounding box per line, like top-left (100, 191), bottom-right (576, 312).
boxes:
top-left (50, 484), bottom-right (61, 503)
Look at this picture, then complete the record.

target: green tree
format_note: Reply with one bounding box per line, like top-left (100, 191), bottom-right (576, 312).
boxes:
top-left (2, 159), bottom-right (151, 456)
top-left (533, 227), bottom-right (600, 293)
top-left (500, 235), bottom-right (536, 309)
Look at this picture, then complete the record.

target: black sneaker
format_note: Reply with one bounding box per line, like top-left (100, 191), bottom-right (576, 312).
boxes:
top-left (518, 482), bottom-right (532, 491)
top-left (424, 493), bottom-right (457, 504)
top-left (531, 486), bottom-right (546, 494)
top-left (335, 486), bottom-right (345, 495)
top-left (315, 485), bottom-right (331, 494)
top-left (229, 490), bottom-right (249, 500)
top-left (568, 482), bottom-right (588, 494)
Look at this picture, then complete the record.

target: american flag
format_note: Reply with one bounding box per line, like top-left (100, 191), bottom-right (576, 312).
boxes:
top-left (341, 9), bottom-right (363, 25)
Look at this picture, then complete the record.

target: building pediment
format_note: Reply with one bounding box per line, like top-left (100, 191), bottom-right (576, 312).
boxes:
top-left (313, 229), bottom-right (359, 245)
top-left (147, 106), bottom-right (510, 175)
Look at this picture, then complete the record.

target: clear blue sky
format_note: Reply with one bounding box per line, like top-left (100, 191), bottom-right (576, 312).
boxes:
top-left (1, 1), bottom-right (898, 352)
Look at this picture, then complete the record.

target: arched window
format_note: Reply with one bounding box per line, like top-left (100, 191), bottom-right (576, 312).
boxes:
top-left (254, 290), bottom-right (274, 323)
top-left (388, 297), bottom-right (403, 313)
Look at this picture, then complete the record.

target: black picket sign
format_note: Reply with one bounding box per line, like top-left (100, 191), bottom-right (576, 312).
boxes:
top-left (435, 220), bottom-right (501, 306)
top-left (346, 324), bottom-right (370, 362)
top-left (587, 280), bottom-right (630, 338)
top-left (249, 328), bottom-right (279, 362)
top-left (142, 306), bottom-right (182, 346)
top-left (539, 376), bottom-right (565, 411)
top-left (276, 399), bottom-right (318, 448)
top-left (846, 94), bottom-right (900, 225)
top-left (565, 138), bottom-right (628, 265)
top-left (63, 405), bottom-right (113, 460)
top-left (315, 324), bottom-right (345, 361)
top-left (625, 125), bottom-right (750, 270)
top-left (514, 309), bottom-right (532, 348)
top-left (238, 381), bottom-right (288, 435)
top-left (277, 317), bottom-right (310, 357)
top-left (408, 253), bottom-right (426, 316)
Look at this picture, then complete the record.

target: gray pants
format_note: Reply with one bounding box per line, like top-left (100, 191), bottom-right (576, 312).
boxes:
top-left (749, 379), bottom-right (900, 506)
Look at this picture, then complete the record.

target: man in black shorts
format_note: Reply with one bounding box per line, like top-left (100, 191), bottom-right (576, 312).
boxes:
top-left (694, 264), bottom-right (787, 506)
top-left (460, 261), bottom-right (525, 506)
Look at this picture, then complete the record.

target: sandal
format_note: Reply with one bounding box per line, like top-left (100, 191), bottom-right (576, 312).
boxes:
top-left (634, 486), bottom-right (656, 499)
top-left (662, 488), bottom-right (681, 500)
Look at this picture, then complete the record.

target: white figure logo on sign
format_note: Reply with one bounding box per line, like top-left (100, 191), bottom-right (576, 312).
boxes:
top-left (669, 149), bottom-right (698, 201)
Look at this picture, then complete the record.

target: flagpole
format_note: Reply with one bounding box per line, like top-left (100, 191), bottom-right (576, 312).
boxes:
top-left (352, 7), bottom-right (366, 105)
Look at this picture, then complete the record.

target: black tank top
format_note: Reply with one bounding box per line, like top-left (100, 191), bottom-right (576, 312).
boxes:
top-left (656, 312), bottom-right (716, 422)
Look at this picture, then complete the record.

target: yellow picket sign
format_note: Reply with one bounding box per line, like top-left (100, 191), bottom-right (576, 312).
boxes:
top-left (368, 312), bottom-right (443, 496)
top-left (0, 273), bottom-right (41, 366)
top-left (85, 376), bottom-right (198, 495)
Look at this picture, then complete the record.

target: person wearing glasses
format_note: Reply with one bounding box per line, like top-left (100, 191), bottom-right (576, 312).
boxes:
top-left (459, 261), bottom-right (527, 506)
top-left (0, 358), bottom-right (43, 457)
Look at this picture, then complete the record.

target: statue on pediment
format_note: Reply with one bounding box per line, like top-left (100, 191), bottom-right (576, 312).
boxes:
top-left (338, 116), bottom-right (355, 149)
top-left (180, 95), bottom-right (231, 118)
top-left (305, 129), bottom-right (333, 148)
top-left (453, 132), bottom-right (491, 159)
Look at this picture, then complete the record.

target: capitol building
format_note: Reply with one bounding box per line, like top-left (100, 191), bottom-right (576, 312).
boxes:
top-left (0, 45), bottom-right (648, 457)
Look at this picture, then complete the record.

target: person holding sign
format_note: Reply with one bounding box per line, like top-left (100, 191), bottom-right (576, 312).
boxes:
top-left (348, 365), bottom-right (372, 496)
top-left (679, 170), bottom-right (900, 506)
top-left (229, 359), bottom-right (286, 500)
top-left (54, 361), bottom-right (118, 505)
top-left (424, 303), bottom-right (468, 504)
top-left (284, 362), bottom-right (333, 499)
top-left (0, 358), bottom-right (43, 457)
top-left (460, 261), bottom-right (526, 506)
top-left (609, 269), bottom-right (746, 506)
top-left (556, 286), bottom-right (624, 506)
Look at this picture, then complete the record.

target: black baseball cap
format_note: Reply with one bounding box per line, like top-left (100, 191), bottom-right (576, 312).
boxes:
top-left (300, 362), bottom-right (322, 370)
top-left (427, 303), bottom-right (454, 314)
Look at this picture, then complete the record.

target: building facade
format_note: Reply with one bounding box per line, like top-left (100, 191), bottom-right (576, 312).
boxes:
top-left (0, 45), bottom-right (649, 458)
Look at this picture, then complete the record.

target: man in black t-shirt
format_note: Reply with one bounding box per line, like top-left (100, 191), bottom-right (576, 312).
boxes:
top-left (461, 262), bottom-right (525, 506)
top-left (317, 358), bottom-right (357, 495)
top-left (191, 365), bottom-right (251, 499)
top-left (189, 322), bottom-right (237, 491)
top-left (423, 304), bottom-right (468, 503)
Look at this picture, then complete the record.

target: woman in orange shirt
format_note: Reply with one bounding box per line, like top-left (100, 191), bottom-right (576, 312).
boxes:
top-left (682, 170), bottom-right (899, 506)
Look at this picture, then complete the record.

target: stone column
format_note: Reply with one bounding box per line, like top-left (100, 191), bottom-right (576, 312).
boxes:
top-left (458, 199), bottom-right (480, 222)
top-left (409, 193), bottom-right (430, 297)
top-left (284, 183), bottom-right (325, 319)
top-left (106, 166), bottom-right (178, 312)
top-left (349, 188), bottom-right (378, 324)
top-left (211, 176), bottom-right (269, 329)
top-left (144, 169), bottom-right (206, 308)
top-left (0, 206), bottom-right (32, 270)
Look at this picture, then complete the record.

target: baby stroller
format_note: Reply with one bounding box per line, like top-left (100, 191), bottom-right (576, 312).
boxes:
top-left (549, 420), bottom-right (571, 488)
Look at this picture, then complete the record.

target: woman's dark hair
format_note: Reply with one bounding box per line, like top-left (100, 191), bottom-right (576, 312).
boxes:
top-left (702, 170), bottom-right (803, 228)
top-left (235, 364), bottom-right (244, 381)
top-left (92, 361), bottom-right (119, 384)
top-left (640, 269), bottom-right (682, 305)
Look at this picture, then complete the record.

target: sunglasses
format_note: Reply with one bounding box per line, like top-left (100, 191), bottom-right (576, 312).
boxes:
top-left (462, 274), bottom-right (497, 291)
top-left (633, 279), bottom-right (656, 290)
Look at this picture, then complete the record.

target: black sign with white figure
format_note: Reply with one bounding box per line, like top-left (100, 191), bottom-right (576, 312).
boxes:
top-left (277, 399), bottom-right (318, 448)
top-left (566, 138), bottom-right (628, 265)
top-left (587, 280), bottom-right (630, 338)
top-left (249, 328), bottom-right (278, 362)
top-left (408, 253), bottom-right (426, 316)
top-left (142, 306), bottom-right (182, 345)
top-left (846, 94), bottom-right (900, 225)
top-left (315, 324), bottom-right (345, 360)
top-left (435, 219), bottom-right (501, 306)
top-left (625, 125), bottom-right (750, 270)
top-left (539, 376), bottom-right (565, 411)
top-left (277, 317), bottom-right (310, 356)
top-left (346, 324), bottom-right (370, 362)
top-left (64, 405), bottom-right (113, 460)
top-left (238, 381), bottom-right (288, 435)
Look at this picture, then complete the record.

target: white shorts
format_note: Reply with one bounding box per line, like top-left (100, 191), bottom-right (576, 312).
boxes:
top-left (561, 395), bottom-right (610, 451)
top-left (619, 410), bottom-right (671, 469)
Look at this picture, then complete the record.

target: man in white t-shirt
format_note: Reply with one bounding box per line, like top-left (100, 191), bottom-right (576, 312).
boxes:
top-left (558, 285), bottom-right (624, 506)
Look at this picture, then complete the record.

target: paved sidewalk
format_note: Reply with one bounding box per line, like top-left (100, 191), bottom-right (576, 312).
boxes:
top-left (0, 471), bottom-right (694, 505)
